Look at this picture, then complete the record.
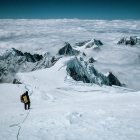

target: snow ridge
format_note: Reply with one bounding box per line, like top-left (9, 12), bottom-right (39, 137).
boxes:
top-left (66, 57), bottom-right (121, 86)
top-left (75, 39), bottom-right (103, 50)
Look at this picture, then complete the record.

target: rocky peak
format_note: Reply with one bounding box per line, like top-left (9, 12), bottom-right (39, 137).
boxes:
top-left (88, 57), bottom-right (96, 63)
top-left (75, 39), bottom-right (103, 49)
top-left (66, 57), bottom-right (122, 86)
top-left (118, 36), bottom-right (140, 45)
top-left (2, 48), bottom-right (43, 63)
top-left (58, 42), bottom-right (80, 56)
top-left (104, 71), bottom-right (122, 86)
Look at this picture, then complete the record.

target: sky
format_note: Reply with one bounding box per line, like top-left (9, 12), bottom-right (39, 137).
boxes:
top-left (0, 0), bottom-right (140, 19)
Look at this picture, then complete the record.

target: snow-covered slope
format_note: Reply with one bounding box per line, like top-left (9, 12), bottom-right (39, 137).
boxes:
top-left (0, 63), bottom-right (140, 140)
top-left (15, 56), bottom-right (122, 87)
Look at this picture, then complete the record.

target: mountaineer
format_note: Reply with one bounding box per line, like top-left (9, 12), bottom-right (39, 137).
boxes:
top-left (20, 91), bottom-right (31, 110)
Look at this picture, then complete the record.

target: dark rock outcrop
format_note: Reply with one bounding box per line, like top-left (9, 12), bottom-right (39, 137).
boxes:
top-left (12, 48), bottom-right (43, 62)
top-left (58, 43), bottom-right (80, 56)
top-left (88, 57), bottom-right (96, 63)
top-left (82, 52), bottom-right (86, 56)
top-left (66, 57), bottom-right (110, 86)
top-left (94, 39), bottom-right (103, 46)
top-left (66, 57), bottom-right (122, 87)
top-left (118, 36), bottom-right (140, 45)
top-left (12, 48), bottom-right (24, 56)
top-left (24, 52), bottom-right (43, 63)
top-left (13, 79), bottom-right (22, 84)
top-left (105, 71), bottom-right (122, 86)
top-left (51, 56), bottom-right (62, 66)
top-left (69, 67), bottom-right (90, 83)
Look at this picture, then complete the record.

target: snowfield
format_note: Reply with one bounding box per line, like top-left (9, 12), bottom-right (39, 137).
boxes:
top-left (0, 19), bottom-right (140, 140)
top-left (1, 57), bottom-right (140, 140)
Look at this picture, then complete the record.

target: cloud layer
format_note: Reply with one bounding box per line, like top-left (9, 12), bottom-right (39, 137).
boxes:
top-left (0, 19), bottom-right (140, 90)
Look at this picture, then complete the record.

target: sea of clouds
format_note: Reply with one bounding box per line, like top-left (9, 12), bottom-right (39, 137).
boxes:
top-left (0, 19), bottom-right (140, 90)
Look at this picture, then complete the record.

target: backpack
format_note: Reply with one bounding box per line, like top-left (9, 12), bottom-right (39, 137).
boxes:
top-left (22, 95), bottom-right (28, 103)
top-left (20, 95), bottom-right (24, 103)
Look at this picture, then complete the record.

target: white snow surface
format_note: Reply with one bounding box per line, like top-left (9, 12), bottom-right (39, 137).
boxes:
top-left (1, 56), bottom-right (140, 140)
top-left (0, 19), bottom-right (140, 139)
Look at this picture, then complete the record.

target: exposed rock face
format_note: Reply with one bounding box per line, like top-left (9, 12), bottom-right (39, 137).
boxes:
top-left (68, 67), bottom-right (90, 83)
top-left (32, 52), bottom-right (61, 71)
top-left (24, 53), bottom-right (43, 62)
top-left (89, 57), bottom-right (96, 63)
top-left (0, 48), bottom-right (59, 83)
top-left (104, 71), bottom-right (122, 86)
top-left (12, 48), bottom-right (43, 62)
top-left (58, 42), bottom-right (80, 56)
top-left (13, 79), bottom-right (22, 84)
top-left (75, 39), bottom-right (103, 50)
top-left (75, 40), bottom-right (91, 46)
top-left (118, 36), bottom-right (140, 45)
top-left (66, 57), bottom-right (122, 87)
top-left (51, 56), bottom-right (62, 66)
top-left (82, 52), bottom-right (86, 56)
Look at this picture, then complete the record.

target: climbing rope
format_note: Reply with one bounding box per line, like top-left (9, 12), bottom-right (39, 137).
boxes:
top-left (9, 109), bottom-right (31, 140)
